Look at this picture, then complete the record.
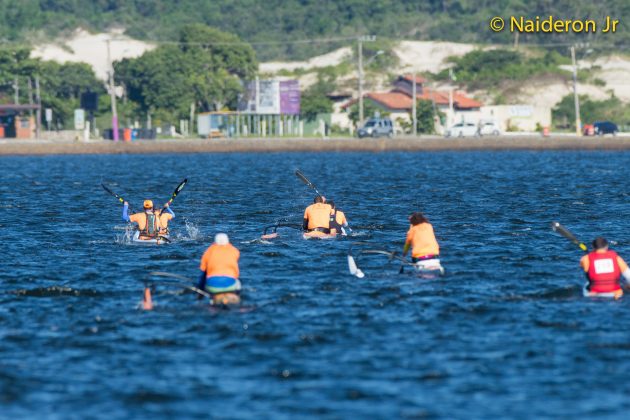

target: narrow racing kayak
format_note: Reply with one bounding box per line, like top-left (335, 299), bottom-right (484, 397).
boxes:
top-left (582, 283), bottom-right (623, 299)
top-left (132, 230), bottom-right (170, 245)
top-left (302, 231), bottom-right (337, 240)
top-left (413, 259), bottom-right (445, 278)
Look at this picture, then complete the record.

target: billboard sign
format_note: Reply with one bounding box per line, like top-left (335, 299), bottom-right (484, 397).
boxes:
top-left (240, 79), bottom-right (300, 115)
top-left (279, 80), bottom-right (300, 115)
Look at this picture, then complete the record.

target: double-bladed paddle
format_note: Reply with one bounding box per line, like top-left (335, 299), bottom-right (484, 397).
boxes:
top-left (551, 221), bottom-right (588, 251)
top-left (295, 169), bottom-right (323, 198)
top-left (160, 178), bottom-right (188, 215)
top-left (102, 183), bottom-right (131, 210)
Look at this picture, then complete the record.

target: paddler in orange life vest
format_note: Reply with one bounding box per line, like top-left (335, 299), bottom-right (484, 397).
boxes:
top-left (122, 199), bottom-right (174, 239)
top-left (196, 233), bottom-right (242, 305)
top-left (328, 200), bottom-right (350, 236)
top-left (303, 195), bottom-right (333, 236)
top-left (402, 212), bottom-right (440, 263)
top-left (580, 237), bottom-right (630, 297)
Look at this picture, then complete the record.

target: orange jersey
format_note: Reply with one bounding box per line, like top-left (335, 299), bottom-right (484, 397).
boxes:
top-left (129, 211), bottom-right (172, 233)
top-left (158, 213), bottom-right (173, 232)
top-left (334, 210), bottom-right (347, 225)
top-left (200, 243), bottom-right (240, 279)
top-left (304, 203), bottom-right (332, 230)
top-left (405, 223), bottom-right (439, 258)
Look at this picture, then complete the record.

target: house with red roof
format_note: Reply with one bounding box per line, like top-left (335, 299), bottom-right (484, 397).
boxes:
top-left (340, 74), bottom-right (483, 133)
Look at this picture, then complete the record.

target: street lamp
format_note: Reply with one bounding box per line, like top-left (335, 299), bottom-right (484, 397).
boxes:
top-left (357, 35), bottom-right (382, 125)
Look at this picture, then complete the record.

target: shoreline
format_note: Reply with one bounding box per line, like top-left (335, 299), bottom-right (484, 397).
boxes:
top-left (1, 135), bottom-right (630, 155)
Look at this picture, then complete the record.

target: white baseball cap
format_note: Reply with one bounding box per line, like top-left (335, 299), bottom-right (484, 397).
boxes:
top-left (214, 233), bottom-right (229, 245)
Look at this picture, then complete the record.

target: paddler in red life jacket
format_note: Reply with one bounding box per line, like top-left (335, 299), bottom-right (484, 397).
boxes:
top-left (580, 237), bottom-right (630, 297)
top-left (123, 199), bottom-right (175, 239)
top-left (303, 196), bottom-right (333, 236)
top-left (196, 233), bottom-right (241, 305)
top-left (328, 200), bottom-right (350, 236)
top-left (402, 212), bottom-right (440, 263)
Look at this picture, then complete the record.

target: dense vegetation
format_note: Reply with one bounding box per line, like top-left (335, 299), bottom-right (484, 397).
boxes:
top-left (436, 49), bottom-right (571, 91)
top-left (553, 94), bottom-right (630, 130)
top-left (114, 25), bottom-right (257, 123)
top-left (2, 0), bottom-right (629, 59)
top-left (0, 48), bottom-right (104, 128)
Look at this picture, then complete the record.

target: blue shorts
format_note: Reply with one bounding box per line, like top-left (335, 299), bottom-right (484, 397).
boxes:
top-left (205, 276), bottom-right (241, 294)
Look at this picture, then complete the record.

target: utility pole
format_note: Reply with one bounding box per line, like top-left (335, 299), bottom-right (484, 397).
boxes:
top-left (107, 39), bottom-right (119, 141)
top-left (13, 77), bottom-right (19, 104)
top-left (570, 45), bottom-right (582, 136)
top-left (412, 73), bottom-right (417, 136)
top-left (189, 102), bottom-right (195, 138)
top-left (357, 35), bottom-right (376, 126)
top-left (35, 77), bottom-right (41, 139)
top-left (358, 38), bottom-right (364, 126)
top-left (27, 77), bottom-right (34, 117)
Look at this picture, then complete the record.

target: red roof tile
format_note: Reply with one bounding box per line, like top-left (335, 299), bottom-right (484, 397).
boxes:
top-left (365, 92), bottom-right (413, 110)
top-left (416, 88), bottom-right (450, 105)
top-left (453, 92), bottom-right (483, 109)
top-left (401, 74), bottom-right (427, 84)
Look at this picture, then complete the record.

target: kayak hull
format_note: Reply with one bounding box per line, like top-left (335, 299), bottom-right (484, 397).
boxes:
top-left (302, 231), bottom-right (337, 240)
top-left (413, 259), bottom-right (445, 278)
top-left (582, 283), bottom-right (623, 299)
top-left (132, 231), bottom-right (169, 245)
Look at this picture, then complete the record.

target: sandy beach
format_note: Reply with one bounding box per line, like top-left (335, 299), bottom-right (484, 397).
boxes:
top-left (1, 135), bottom-right (630, 156)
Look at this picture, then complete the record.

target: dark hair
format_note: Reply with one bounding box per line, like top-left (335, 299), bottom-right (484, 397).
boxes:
top-left (328, 200), bottom-right (336, 209)
top-left (314, 196), bottom-right (324, 203)
top-left (592, 237), bottom-right (608, 250)
top-left (409, 212), bottom-right (428, 225)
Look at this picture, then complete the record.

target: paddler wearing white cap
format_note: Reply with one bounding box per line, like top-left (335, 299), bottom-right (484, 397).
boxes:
top-left (196, 233), bottom-right (242, 305)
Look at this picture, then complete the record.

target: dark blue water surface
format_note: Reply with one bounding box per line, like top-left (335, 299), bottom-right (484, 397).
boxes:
top-left (2, 151), bottom-right (630, 419)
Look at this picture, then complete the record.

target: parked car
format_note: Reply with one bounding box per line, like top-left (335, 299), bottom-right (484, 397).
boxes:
top-left (357, 118), bottom-right (394, 138)
top-left (478, 120), bottom-right (501, 136)
top-left (593, 121), bottom-right (618, 136)
top-left (445, 122), bottom-right (478, 137)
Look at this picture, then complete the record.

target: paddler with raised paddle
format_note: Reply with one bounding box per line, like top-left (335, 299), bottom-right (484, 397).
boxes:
top-left (552, 222), bottom-right (630, 299)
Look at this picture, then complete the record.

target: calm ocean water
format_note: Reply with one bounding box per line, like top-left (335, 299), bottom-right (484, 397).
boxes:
top-left (1, 151), bottom-right (630, 419)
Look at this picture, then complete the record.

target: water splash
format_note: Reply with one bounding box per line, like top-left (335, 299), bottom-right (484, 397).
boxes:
top-left (184, 218), bottom-right (200, 240)
top-left (115, 225), bottom-right (134, 244)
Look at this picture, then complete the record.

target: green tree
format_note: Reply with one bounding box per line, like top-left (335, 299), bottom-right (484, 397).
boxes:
top-left (0, 47), bottom-right (103, 128)
top-left (553, 94), bottom-right (630, 130)
top-left (414, 99), bottom-right (443, 134)
top-left (114, 25), bottom-right (258, 121)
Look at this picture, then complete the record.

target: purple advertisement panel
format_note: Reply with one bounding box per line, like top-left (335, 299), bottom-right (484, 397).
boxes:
top-left (280, 80), bottom-right (300, 115)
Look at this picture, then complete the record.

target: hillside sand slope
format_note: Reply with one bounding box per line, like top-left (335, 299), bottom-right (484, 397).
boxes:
top-left (32, 29), bottom-right (155, 80)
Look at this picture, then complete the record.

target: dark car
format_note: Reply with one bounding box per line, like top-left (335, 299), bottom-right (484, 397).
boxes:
top-left (593, 121), bottom-right (619, 136)
top-left (357, 118), bottom-right (394, 138)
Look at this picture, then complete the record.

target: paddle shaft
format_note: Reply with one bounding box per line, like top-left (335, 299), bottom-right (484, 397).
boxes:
top-left (102, 183), bottom-right (132, 211)
top-left (295, 170), bottom-right (323, 198)
top-left (160, 178), bottom-right (187, 215)
top-left (551, 222), bottom-right (588, 251)
top-left (148, 272), bottom-right (211, 298)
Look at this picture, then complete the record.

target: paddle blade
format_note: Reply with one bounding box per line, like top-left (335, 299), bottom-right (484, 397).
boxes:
top-left (102, 183), bottom-right (124, 204)
top-left (295, 169), bottom-right (322, 197)
top-left (173, 178), bottom-right (188, 196)
top-left (295, 170), bottom-right (311, 186)
top-left (142, 287), bottom-right (154, 310)
top-left (347, 254), bottom-right (365, 278)
top-left (551, 222), bottom-right (587, 251)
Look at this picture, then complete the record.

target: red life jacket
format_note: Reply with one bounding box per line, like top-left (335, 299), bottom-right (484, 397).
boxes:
top-left (587, 250), bottom-right (621, 293)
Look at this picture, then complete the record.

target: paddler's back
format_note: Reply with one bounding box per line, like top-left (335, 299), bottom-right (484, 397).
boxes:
top-left (200, 243), bottom-right (240, 278)
top-left (406, 222), bottom-right (439, 257)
